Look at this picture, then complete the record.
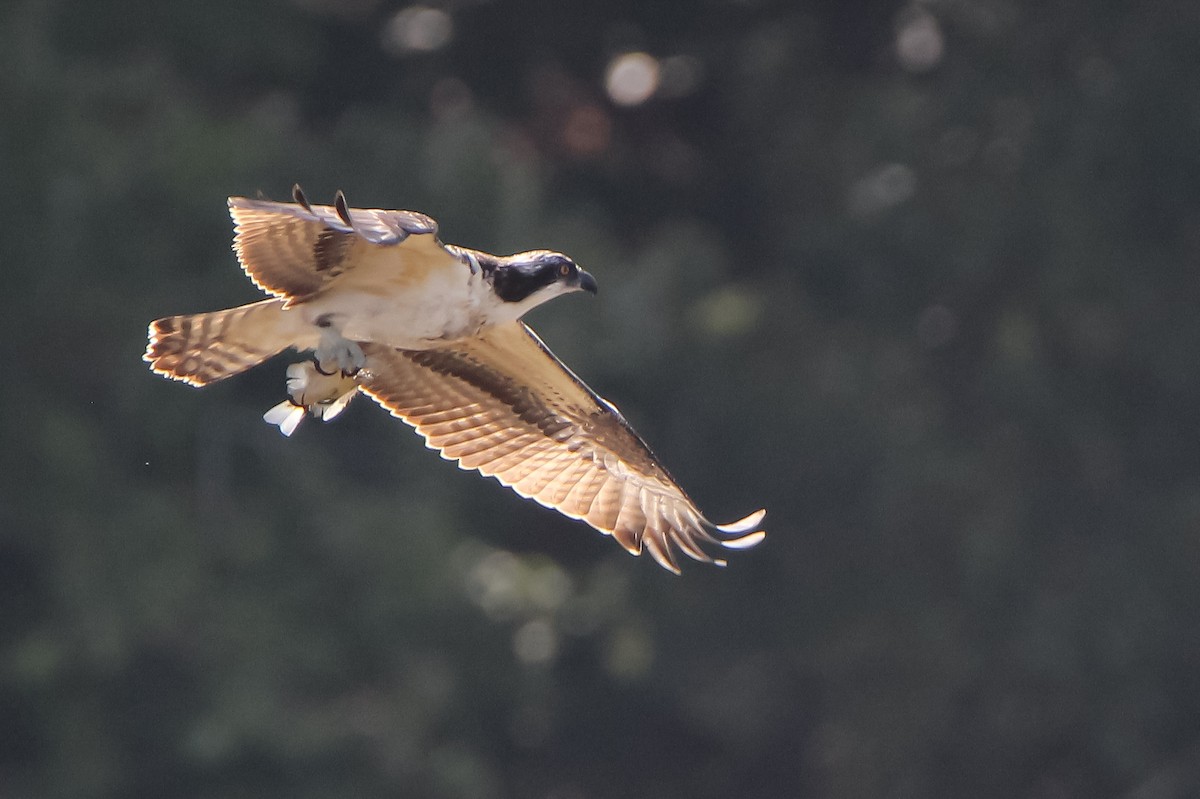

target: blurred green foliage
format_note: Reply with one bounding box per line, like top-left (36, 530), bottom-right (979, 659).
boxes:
top-left (3, 0), bottom-right (1200, 797)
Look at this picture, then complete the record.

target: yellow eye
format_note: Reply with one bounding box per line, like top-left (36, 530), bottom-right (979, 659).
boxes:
top-left (559, 263), bottom-right (571, 277)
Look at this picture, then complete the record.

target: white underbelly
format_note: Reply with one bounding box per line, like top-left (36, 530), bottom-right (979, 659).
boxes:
top-left (290, 268), bottom-right (482, 349)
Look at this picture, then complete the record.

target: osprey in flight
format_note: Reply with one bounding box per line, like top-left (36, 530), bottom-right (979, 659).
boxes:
top-left (145, 186), bottom-right (766, 572)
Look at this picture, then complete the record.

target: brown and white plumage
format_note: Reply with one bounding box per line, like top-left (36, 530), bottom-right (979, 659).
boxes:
top-left (145, 186), bottom-right (766, 572)
top-left (229, 187), bottom-right (445, 304)
top-left (146, 298), bottom-right (298, 386)
top-left (356, 323), bottom-right (764, 573)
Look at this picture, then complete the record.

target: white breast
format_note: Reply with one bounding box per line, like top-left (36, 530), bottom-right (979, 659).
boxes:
top-left (287, 240), bottom-right (489, 349)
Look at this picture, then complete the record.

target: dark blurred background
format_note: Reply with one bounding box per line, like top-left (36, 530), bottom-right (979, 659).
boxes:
top-left (4, 0), bottom-right (1200, 797)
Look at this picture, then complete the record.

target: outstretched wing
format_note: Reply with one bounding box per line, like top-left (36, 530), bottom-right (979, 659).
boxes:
top-left (355, 322), bottom-right (765, 573)
top-left (228, 186), bottom-right (462, 304)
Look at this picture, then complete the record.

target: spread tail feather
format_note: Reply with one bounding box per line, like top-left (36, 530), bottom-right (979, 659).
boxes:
top-left (144, 299), bottom-right (294, 386)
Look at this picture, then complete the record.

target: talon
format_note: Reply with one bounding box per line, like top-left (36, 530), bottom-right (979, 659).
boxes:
top-left (334, 190), bottom-right (352, 226)
top-left (292, 184), bottom-right (311, 210)
top-left (314, 326), bottom-right (366, 377)
top-left (266, 359), bottom-right (359, 435)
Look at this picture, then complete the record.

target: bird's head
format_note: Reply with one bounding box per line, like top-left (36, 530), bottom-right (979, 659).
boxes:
top-left (488, 250), bottom-right (598, 314)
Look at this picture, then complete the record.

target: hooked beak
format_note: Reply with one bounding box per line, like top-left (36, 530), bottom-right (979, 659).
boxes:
top-left (577, 269), bottom-right (598, 295)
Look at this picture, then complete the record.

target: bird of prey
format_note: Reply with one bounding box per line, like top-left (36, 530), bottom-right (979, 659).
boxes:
top-left (145, 186), bottom-right (766, 572)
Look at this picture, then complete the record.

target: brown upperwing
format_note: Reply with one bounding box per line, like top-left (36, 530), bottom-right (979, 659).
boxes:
top-left (355, 321), bottom-right (766, 573)
top-left (227, 188), bottom-right (447, 304)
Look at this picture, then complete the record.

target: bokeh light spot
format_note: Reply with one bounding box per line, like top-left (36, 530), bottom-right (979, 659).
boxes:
top-left (382, 6), bottom-right (454, 56)
top-left (848, 163), bottom-right (917, 217)
top-left (691, 286), bottom-right (764, 339)
top-left (513, 618), bottom-right (558, 665)
top-left (895, 8), bottom-right (944, 73)
top-left (465, 550), bottom-right (523, 621)
top-left (605, 52), bottom-right (660, 107)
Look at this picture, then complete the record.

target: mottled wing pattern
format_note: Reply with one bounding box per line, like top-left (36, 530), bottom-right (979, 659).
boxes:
top-left (228, 187), bottom-right (442, 303)
top-left (356, 322), bottom-right (766, 572)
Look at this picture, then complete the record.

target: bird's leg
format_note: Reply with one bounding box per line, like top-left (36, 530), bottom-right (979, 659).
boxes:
top-left (312, 318), bottom-right (366, 377)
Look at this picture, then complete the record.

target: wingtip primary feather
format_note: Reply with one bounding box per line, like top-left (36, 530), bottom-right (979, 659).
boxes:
top-left (708, 508), bottom-right (766, 553)
top-left (720, 530), bottom-right (767, 550)
top-left (714, 508), bottom-right (767, 535)
top-left (642, 529), bottom-right (681, 574)
top-left (611, 525), bottom-right (644, 557)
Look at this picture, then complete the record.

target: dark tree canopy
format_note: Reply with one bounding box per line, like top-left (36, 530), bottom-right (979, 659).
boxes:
top-left (3, 1), bottom-right (1200, 797)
